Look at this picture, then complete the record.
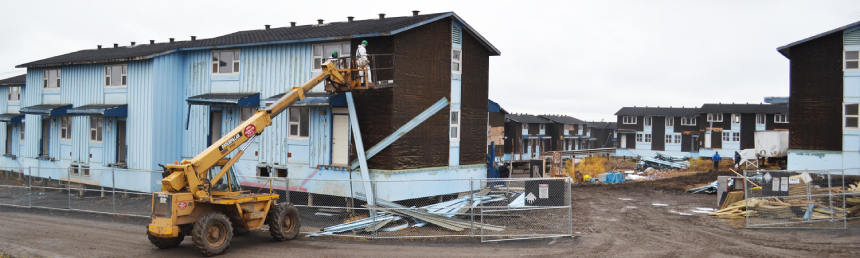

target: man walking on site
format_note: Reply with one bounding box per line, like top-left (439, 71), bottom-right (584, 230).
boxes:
top-left (712, 152), bottom-right (721, 171)
top-left (734, 151), bottom-right (741, 169)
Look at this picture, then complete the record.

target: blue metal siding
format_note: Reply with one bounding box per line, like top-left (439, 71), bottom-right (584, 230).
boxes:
top-left (182, 50), bottom-right (212, 159)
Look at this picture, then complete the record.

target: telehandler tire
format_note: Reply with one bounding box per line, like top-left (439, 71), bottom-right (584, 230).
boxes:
top-left (269, 203), bottom-right (301, 241)
top-left (147, 231), bottom-right (184, 249)
top-left (192, 212), bottom-right (233, 256)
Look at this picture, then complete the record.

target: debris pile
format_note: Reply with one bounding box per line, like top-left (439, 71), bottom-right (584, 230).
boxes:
top-left (635, 154), bottom-right (687, 171)
top-left (311, 190), bottom-right (518, 236)
top-left (688, 179), bottom-right (733, 194)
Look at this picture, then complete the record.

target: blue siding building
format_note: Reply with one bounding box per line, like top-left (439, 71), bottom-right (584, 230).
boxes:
top-left (11, 11), bottom-right (500, 200)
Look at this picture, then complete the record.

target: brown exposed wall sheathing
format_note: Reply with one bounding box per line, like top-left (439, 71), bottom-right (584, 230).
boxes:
top-left (651, 117), bottom-right (665, 151)
top-left (788, 32), bottom-right (843, 150)
top-left (388, 18), bottom-right (452, 169)
top-left (504, 121), bottom-right (522, 154)
top-left (460, 27), bottom-right (491, 165)
top-left (625, 133), bottom-right (636, 149)
top-left (681, 134), bottom-right (693, 152)
top-left (350, 88), bottom-right (395, 169)
top-left (741, 114), bottom-right (756, 149)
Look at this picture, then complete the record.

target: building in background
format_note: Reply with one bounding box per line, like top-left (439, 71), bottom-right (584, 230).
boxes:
top-left (696, 103), bottom-right (788, 158)
top-left (778, 20), bottom-right (859, 174)
top-left (503, 114), bottom-right (552, 161)
top-left (487, 99), bottom-right (507, 162)
top-left (538, 114), bottom-right (591, 151)
top-left (0, 75), bottom-right (26, 160)
top-left (614, 107), bottom-right (701, 157)
top-left (587, 121), bottom-right (617, 149)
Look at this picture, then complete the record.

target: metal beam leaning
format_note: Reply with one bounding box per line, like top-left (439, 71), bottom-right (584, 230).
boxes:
top-left (346, 92), bottom-right (375, 206)
top-left (349, 97), bottom-right (449, 170)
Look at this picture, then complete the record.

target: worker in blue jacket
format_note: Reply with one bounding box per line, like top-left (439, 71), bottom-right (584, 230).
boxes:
top-left (712, 152), bottom-right (721, 171)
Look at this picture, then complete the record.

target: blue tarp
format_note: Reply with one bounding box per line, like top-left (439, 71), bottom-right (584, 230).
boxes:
top-left (603, 172), bottom-right (626, 184)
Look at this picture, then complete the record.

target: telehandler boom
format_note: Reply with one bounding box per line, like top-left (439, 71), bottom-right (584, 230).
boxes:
top-left (147, 59), bottom-right (371, 256)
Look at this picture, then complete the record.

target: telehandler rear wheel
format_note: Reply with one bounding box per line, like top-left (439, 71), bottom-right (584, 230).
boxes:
top-left (269, 203), bottom-right (301, 241)
top-left (147, 231), bottom-right (184, 249)
top-left (192, 212), bottom-right (233, 256)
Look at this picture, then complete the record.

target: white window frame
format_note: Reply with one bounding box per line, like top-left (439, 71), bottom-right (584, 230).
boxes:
top-left (845, 50), bottom-right (860, 71)
top-left (7, 86), bottom-right (20, 101)
top-left (240, 107), bottom-right (258, 121)
top-left (312, 42), bottom-right (351, 72)
top-left (450, 110), bottom-right (461, 141)
top-left (644, 116), bottom-right (652, 127)
top-left (665, 117), bottom-right (674, 127)
top-left (539, 123), bottom-right (545, 130)
top-left (664, 135), bottom-right (672, 144)
top-left (707, 113), bottom-right (723, 122)
top-left (19, 123), bottom-right (24, 141)
top-left (60, 116), bottom-right (72, 140)
top-left (288, 107), bottom-right (310, 138)
top-left (90, 116), bottom-right (103, 142)
top-left (211, 50), bottom-right (241, 74)
top-left (674, 134), bottom-right (681, 144)
top-left (756, 114), bottom-right (766, 125)
top-left (681, 116), bottom-right (696, 126)
top-left (623, 116), bottom-right (637, 124)
top-left (731, 113), bottom-right (740, 124)
top-left (732, 132), bottom-right (740, 142)
top-left (452, 49), bottom-right (462, 74)
top-left (644, 134), bottom-right (652, 143)
top-left (845, 103), bottom-right (860, 129)
top-left (635, 133), bottom-right (643, 143)
top-left (774, 114), bottom-right (788, 123)
top-left (43, 69), bottom-right (60, 89)
top-left (104, 64), bottom-right (127, 87)
top-left (722, 132), bottom-right (730, 142)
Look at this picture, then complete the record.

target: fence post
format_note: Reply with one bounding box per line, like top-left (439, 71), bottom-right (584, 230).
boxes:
top-left (112, 168), bottom-right (116, 215)
top-left (27, 167), bottom-right (32, 208)
top-left (67, 165), bottom-right (72, 211)
top-left (470, 178), bottom-right (474, 237)
top-left (568, 177), bottom-right (573, 237)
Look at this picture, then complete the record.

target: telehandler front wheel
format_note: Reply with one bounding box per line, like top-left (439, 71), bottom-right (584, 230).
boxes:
top-left (147, 231), bottom-right (184, 249)
top-left (269, 203), bottom-right (301, 241)
top-left (192, 212), bottom-right (233, 257)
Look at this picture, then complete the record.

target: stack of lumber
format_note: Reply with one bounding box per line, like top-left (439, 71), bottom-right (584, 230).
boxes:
top-left (709, 198), bottom-right (764, 218)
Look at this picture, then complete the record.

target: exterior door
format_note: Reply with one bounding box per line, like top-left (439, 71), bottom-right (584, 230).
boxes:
top-left (5, 125), bottom-right (11, 154)
top-left (704, 131), bottom-right (712, 149)
top-left (331, 114), bottom-right (349, 166)
top-left (41, 118), bottom-right (50, 157)
top-left (116, 121), bottom-right (127, 163)
top-left (620, 135), bottom-right (627, 149)
top-left (209, 111), bottom-right (222, 146)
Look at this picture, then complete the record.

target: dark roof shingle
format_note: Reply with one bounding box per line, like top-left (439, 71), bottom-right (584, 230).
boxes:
top-left (18, 12), bottom-right (499, 68)
top-left (505, 114), bottom-right (551, 124)
top-left (0, 74), bottom-right (26, 86)
top-left (539, 115), bottom-right (586, 124)
top-left (614, 107), bottom-right (699, 117)
top-left (699, 103), bottom-right (788, 114)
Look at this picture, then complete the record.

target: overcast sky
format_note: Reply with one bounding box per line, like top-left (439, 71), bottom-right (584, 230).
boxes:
top-left (1, 0), bottom-right (859, 121)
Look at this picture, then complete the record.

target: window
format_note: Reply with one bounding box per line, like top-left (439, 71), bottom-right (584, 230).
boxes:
top-left (644, 116), bottom-right (652, 126)
top-left (450, 110), bottom-right (461, 140)
top-left (7, 86), bottom-right (20, 101)
top-left (288, 108), bottom-right (309, 138)
top-left (681, 116), bottom-right (696, 126)
top-left (19, 124), bottom-right (24, 141)
top-left (731, 114), bottom-right (740, 124)
top-left (665, 118), bottom-right (674, 127)
top-left (707, 113), bottom-right (723, 122)
top-left (452, 49), bottom-right (462, 73)
top-left (60, 117), bottom-right (72, 140)
top-left (240, 107), bottom-right (257, 121)
top-left (622, 116), bottom-right (637, 124)
top-left (105, 64), bottom-right (127, 86)
top-left (43, 69), bottom-right (60, 89)
top-left (733, 132), bottom-right (740, 142)
top-left (722, 132), bottom-right (730, 141)
top-left (846, 50), bottom-right (859, 70)
top-left (674, 134), bottom-right (681, 144)
top-left (774, 114), bottom-right (788, 123)
top-left (636, 133), bottom-right (643, 142)
top-left (90, 116), bottom-right (103, 142)
top-left (274, 168), bottom-right (288, 178)
top-left (211, 50), bottom-right (240, 74)
top-left (539, 123), bottom-right (545, 130)
top-left (567, 124), bottom-right (575, 131)
top-left (313, 42), bottom-right (350, 71)
top-left (665, 135), bottom-right (672, 144)
top-left (846, 103), bottom-right (859, 128)
top-left (522, 139), bottom-right (528, 153)
top-left (644, 134), bottom-right (651, 143)
top-left (756, 114), bottom-right (766, 125)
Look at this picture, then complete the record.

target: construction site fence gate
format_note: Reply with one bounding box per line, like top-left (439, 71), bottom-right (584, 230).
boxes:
top-left (0, 167), bottom-right (573, 242)
top-left (743, 169), bottom-right (860, 229)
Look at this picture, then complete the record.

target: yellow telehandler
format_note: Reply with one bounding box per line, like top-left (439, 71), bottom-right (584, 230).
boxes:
top-left (147, 59), bottom-right (371, 256)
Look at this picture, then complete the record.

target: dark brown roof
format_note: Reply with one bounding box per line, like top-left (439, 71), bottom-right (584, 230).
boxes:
top-left (614, 107), bottom-right (700, 117)
top-left (0, 74), bottom-right (26, 86)
top-left (699, 103), bottom-right (788, 114)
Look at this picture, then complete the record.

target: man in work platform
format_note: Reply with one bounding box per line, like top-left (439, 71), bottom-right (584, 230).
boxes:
top-left (712, 152), bottom-right (721, 171)
top-left (356, 40), bottom-right (372, 85)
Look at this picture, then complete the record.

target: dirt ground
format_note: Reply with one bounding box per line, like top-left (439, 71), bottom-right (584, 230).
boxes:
top-left (1, 171), bottom-right (859, 257)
